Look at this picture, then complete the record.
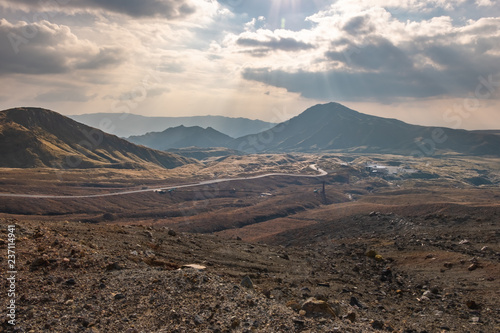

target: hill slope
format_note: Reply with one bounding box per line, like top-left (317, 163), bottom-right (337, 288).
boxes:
top-left (70, 113), bottom-right (276, 138)
top-left (231, 102), bottom-right (500, 156)
top-left (127, 125), bottom-right (233, 150)
top-left (0, 107), bottom-right (196, 169)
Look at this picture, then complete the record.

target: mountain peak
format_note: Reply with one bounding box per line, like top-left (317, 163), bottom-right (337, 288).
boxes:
top-left (231, 102), bottom-right (500, 156)
top-left (303, 102), bottom-right (359, 115)
top-left (128, 125), bottom-right (233, 151)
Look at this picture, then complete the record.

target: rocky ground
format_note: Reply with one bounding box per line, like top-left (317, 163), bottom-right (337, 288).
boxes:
top-left (0, 215), bottom-right (498, 333)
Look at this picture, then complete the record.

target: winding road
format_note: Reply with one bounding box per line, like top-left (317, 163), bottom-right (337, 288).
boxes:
top-left (0, 165), bottom-right (327, 199)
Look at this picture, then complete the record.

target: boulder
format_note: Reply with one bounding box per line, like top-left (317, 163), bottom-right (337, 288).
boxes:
top-left (301, 297), bottom-right (338, 318)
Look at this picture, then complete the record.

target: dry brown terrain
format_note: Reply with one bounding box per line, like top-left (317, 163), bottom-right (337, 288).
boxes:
top-left (0, 153), bottom-right (499, 332)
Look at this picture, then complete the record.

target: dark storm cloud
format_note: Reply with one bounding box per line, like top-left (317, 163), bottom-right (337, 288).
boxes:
top-left (237, 36), bottom-right (314, 54)
top-left (242, 67), bottom-right (449, 101)
top-left (84, 0), bottom-right (195, 18)
top-left (0, 20), bottom-right (125, 76)
top-left (326, 37), bottom-right (413, 71)
top-left (3, 0), bottom-right (196, 19)
top-left (242, 47), bottom-right (500, 102)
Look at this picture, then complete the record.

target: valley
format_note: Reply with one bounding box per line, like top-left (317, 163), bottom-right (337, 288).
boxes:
top-left (1, 106), bottom-right (499, 332)
top-left (1, 152), bottom-right (499, 332)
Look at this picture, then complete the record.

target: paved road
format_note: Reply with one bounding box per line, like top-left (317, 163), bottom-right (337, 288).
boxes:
top-left (0, 165), bottom-right (327, 199)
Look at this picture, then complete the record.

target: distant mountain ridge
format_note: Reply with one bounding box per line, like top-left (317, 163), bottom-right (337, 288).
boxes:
top-left (70, 113), bottom-right (276, 138)
top-left (472, 130), bottom-right (500, 136)
top-left (127, 125), bottom-right (233, 151)
top-left (0, 108), bottom-right (196, 169)
top-left (230, 103), bottom-right (500, 156)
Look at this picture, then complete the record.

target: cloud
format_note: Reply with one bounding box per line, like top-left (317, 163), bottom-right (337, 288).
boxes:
top-left (235, 3), bottom-right (500, 103)
top-left (217, 0), bottom-right (332, 29)
top-left (75, 47), bottom-right (125, 70)
top-left (242, 67), bottom-right (448, 101)
top-left (326, 37), bottom-right (413, 71)
top-left (1, 0), bottom-right (196, 19)
top-left (237, 36), bottom-right (314, 53)
top-left (342, 15), bottom-right (375, 35)
top-left (158, 62), bottom-right (185, 73)
top-left (322, 0), bottom-right (470, 13)
top-left (34, 90), bottom-right (97, 103)
top-left (0, 19), bottom-right (125, 76)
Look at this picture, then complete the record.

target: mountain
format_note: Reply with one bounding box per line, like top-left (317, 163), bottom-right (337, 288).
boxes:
top-left (230, 102), bottom-right (500, 156)
top-left (70, 113), bottom-right (276, 138)
top-left (127, 125), bottom-right (233, 151)
top-left (472, 130), bottom-right (500, 136)
top-left (0, 107), bottom-right (196, 169)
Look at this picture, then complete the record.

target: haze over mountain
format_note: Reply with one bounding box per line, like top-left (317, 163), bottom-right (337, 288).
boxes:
top-left (127, 125), bottom-right (233, 151)
top-left (70, 113), bottom-right (276, 138)
top-left (230, 103), bottom-right (500, 157)
top-left (0, 108), bottom-right (196, 169)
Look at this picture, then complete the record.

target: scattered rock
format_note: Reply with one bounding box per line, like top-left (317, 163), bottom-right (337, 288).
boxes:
top-left (230, 317), bottom-right (240, 328)
top-left (346, 312), bottom-right (356, 322)
top-left (349, 296), bottom-right (364, 309)
top-left (182, 264), bottom-right (206, 271)
top-left (292, 317), bottom-right (305, 325)
top-left (30, 257), bottom-right (50, 271)
top-left (167, 229), bottom-right (177, 237)
top-left (467, 263), bottom-right (479, 271)
top-left (194, 314), bottom-right (204, 325)
top-left (64, 278), bottom-right (76, 286)
top-left (279, 253), bottom-right (290, 260)
top-left (466, 300), bottom-right (480, 310)
top-left (301, 297), bottom-right (338, 318)
top-left (105, 262), bottom-right (123, 271)
top-left (144, 258), bottom-right (179, 269)
top-left (286, 300), bottom-right (301, 312)
top-left (114, 293), bottom-right (125, 300)
top-left (240, 276), bottom-right (254, 289)
top-left (371, 320), bottom-right (384, 330)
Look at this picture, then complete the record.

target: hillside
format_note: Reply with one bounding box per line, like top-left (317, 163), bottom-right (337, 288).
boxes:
top-left (231, 102), bottom-right (500, 156)
top-left (167, 147), bottom-right (243, 160)
top-left (0, 107), bottom-right (196, 169)
top-left (70, 113), bottom-right (276, 138)
top-left (127, 125), bottom-right (233, 151)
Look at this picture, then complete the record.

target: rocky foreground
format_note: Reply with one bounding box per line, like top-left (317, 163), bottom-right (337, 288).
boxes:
top-left (0, 217), bottom-right (498, 332)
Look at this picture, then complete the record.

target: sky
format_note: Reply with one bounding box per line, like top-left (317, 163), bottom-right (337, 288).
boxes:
top-left (0, 0), bottom-right (499, 129)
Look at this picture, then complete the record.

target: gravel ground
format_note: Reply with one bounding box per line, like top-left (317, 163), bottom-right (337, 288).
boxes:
top-left (0, 217), bottom-right (498, 332)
